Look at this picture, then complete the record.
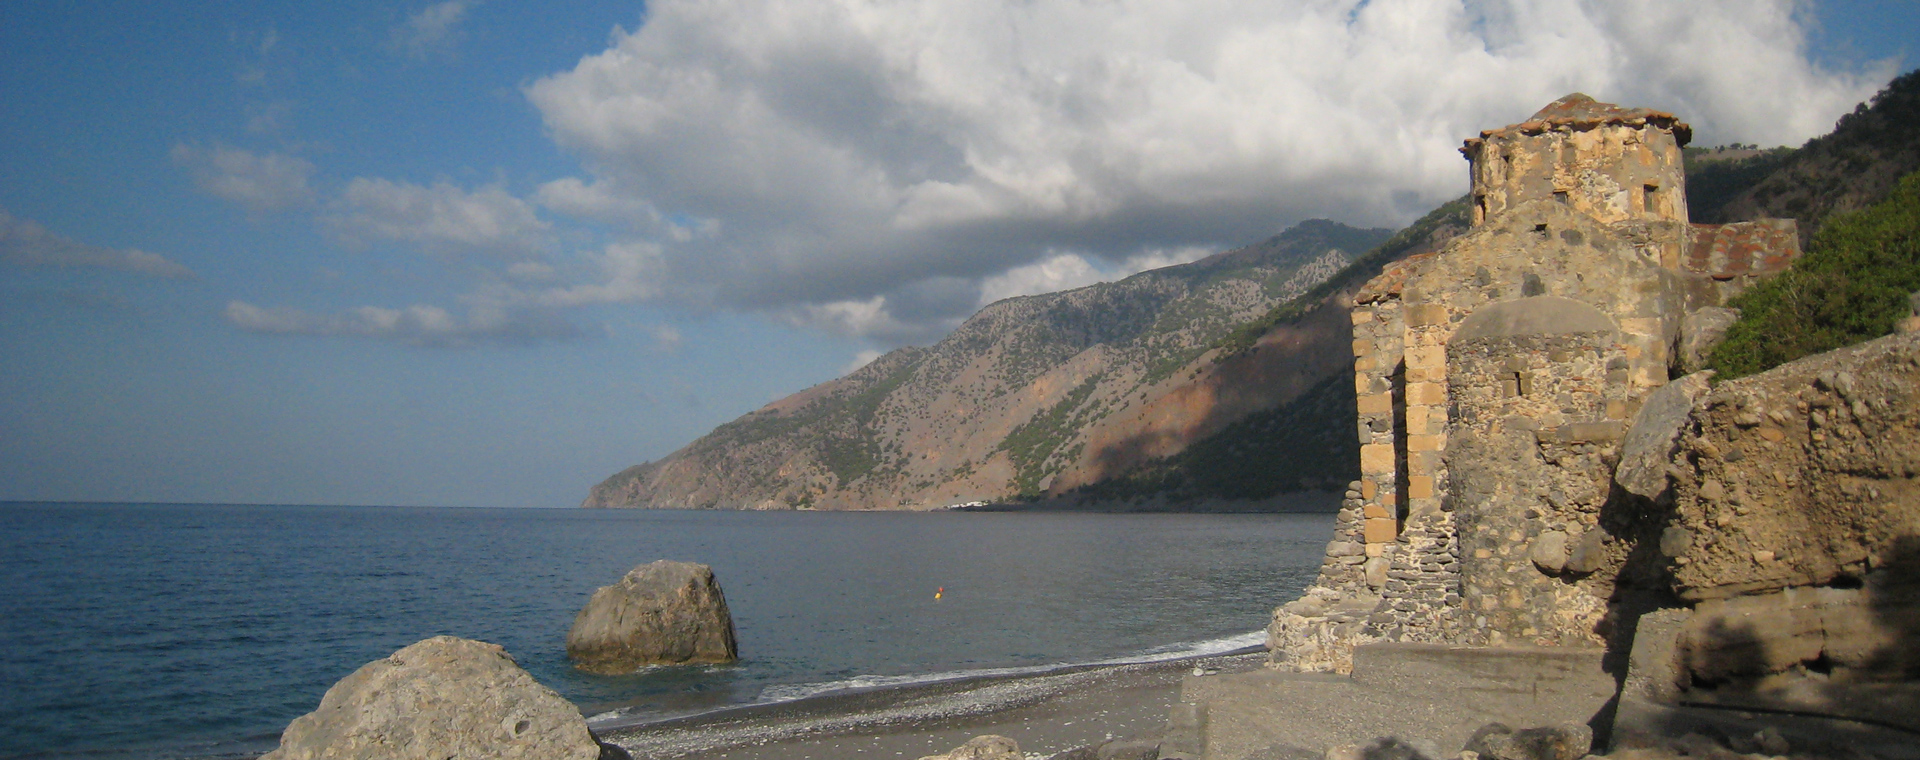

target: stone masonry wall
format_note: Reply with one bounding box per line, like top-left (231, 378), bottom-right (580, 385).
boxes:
top-left (1464, 109), bottom-right (1688, 230)
top-left (1446, 331), bottom-right (1630, 646)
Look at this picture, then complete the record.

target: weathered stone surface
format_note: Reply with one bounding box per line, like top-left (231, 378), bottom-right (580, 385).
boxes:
top-left (1615, 371), bottom-right (1712, 501)
top-left (1677, 307), bottom-right (1740, 373)
top-left (1353, 737), bottom-right (1441, 760)
top-left (1462, 722), bottom-right (1591, 760)
top-left (914, 735), bottom-right (1020, 760)
top-left (567, 561), bottom-right (737, 674)
top-left (261, 636), bottom-right (601, 760)
top-left (1451, 297), bottom-right (1617, 342)
top-left (1666, 331), bottom-right (1920, 600)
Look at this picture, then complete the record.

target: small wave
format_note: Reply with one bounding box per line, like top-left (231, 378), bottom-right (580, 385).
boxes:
top-left (748, 630), bottom-right (1265, 706)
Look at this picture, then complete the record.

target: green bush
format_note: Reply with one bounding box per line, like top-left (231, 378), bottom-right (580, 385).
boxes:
top-left (1708, 170), bottom-right (1920, 378)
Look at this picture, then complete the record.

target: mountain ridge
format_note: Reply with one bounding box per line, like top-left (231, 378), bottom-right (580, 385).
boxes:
top-left (584, 219), bottom-right (1395, 510)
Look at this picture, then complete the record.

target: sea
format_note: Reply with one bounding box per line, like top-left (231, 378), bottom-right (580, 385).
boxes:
top-left (0, 502), bottom-right (1335, 760)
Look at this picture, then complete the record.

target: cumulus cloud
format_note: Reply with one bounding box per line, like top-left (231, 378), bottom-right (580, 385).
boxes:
top-left (976, 246), bottom-right (1215, 306)
top-left (172, 144), bottom-right (315, 213)
top-left (392, 0), bottom-right (480, 59)
top-left (1, 208), bottom-right (194, 279)
top-left (329, 178), bottom-right (551, 257)
top-left (520, 0), bottom-right (1888, 340)
top-left (223, 300), bottom-right (579, 348)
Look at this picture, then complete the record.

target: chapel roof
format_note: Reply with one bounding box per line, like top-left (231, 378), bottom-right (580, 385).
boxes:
top-left (1463, 93), bottom-right (1692, 154)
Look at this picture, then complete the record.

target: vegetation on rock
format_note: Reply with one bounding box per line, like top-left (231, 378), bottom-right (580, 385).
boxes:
top-left (1709, 170), bottom-right (1920, 378)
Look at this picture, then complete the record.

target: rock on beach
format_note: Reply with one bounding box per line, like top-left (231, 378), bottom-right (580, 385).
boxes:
top-left (567, 560), bottom-right (738, 674)
top-left (915, 735), bottom-right (1022, 760)
top-left (260, 635), bottom-right (602, 760)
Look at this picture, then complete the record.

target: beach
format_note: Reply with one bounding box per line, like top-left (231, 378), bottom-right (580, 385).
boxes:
top-left (595, 651), bottom-right (1269, 760)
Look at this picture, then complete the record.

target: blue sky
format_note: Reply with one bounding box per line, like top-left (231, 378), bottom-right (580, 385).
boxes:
top-left (1, 0), bottom-right (1913, 508)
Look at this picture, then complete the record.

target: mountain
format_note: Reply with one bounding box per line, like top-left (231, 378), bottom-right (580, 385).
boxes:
top-left (584, 219), bottom-right (1398, 510)
top-left (1691, 69), bottom-right (1920, 238)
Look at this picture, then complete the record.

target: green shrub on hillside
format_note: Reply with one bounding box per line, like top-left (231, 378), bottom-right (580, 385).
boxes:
top-left (1708, 170), bottom-right (1920, 378)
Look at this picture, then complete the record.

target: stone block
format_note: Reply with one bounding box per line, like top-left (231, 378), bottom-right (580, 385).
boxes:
top-left (1408, 434), bottom-right (1443, 452)
top-left (1357, 393), bottom-right (1392, 415)
top-left (1678, 590), bottom-right (1829, 681)
top-left (1351, 308), bottom-right (1375, 326)
top-left (1360, 444), bottom-right (1395, 475)
top-left (1407, 475), bottom-right (1434, 499)
top-left (1354, 356), bottom-right (1377, 372)
top-left (1678, 307), bottom-right (1739, 373)
top-left (1407, 346), bottom-right (1445, 370)
top-left (1364, 518), bottom-right (1398, 543)
top-left (1620, 608), bottom-right (1692, 705)
top-left (1408, 382), bottom-right (1446, 405)
top-left (1361, 480), bottom-right (1377, 499)
top-left (1364, 504), bottom-right (1391, 519)
top-left (1408, 303), bottom-right (1449, 326)
top-left (1352, 339), bottom-right (1375, 357)
top-left (1364, 556), bottom-right (1391, 588)
top-left (1406, 406), bottom-right (1432, 435)
top-left (1553, 421), bottom-right (1623, 443)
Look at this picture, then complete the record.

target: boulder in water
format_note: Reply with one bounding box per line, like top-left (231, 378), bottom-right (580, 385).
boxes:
top-left (260, 635), bottom-right (601, 760)
top-left (566, 560), bottom-right (738, 674)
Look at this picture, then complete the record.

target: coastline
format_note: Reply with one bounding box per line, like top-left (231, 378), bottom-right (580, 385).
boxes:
top-left (594, 650), bottom-right (1268, 759)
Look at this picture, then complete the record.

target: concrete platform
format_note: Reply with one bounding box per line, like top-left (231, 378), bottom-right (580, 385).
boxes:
top-left (1180, 643), bottom-right (1617, 760)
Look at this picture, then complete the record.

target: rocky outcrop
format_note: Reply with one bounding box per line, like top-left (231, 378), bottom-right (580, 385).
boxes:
top-left (1664, 331), bottom-right (1920, 601)
top-left (567, 560), bottom-right (738, 674)
top-left (1462, 722), bottom-right (1592, 760)
top-left (915, 735), bottom-right (1022, 760)
top-left (582, 219), bottom-right (1398, 511)
top-left (260, 636), bottom-right (602, 760)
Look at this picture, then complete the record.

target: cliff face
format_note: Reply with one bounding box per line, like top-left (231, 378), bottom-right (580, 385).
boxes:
top-left (585, 220), bottom-right (1398, 510)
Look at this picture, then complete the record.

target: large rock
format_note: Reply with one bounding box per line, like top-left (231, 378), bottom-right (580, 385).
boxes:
top-left (915, 735), bottom-right (1021, 760)
top-left (1677, 307), bottom-right (1740, 373)
top-left (261, 636), bottom-right (601, 760)
top-left (1665, 331), bottom-right (1920, 600)
top-left (567, 560), bottom-right (738, 674)
top-left (1613, 371), bottom-right (1712, 502)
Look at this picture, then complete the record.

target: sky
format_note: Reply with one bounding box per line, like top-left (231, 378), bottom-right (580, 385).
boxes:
top-left (1, 0), bottom-right (1914, 508)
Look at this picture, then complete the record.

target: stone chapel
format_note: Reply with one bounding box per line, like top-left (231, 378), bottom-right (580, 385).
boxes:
top-left (1271, 94), bottom-right (1803, 669)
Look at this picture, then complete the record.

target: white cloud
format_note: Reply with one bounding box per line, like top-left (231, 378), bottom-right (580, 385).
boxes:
top-left (522, 0), bottom-right (1888, 340)
top-left (171, 144), bottom-right (315, 213)
top-left (329, 178), bottom-right (551, 257)
top-left (976, 253), bottom-right (1105, 306)
top-left (842, 349), bottom-right (884, 374)
top-left (392, 0), bottom-right (480, 59)
top-left (781, 295), bottom-right (937, 342)
top-left (648, 324), bottom-right (683, 351)
top-left (0, 208), bottom-right (194, 279)
top-left (532, 241), bottom-right (664, 306)
top-left (974, 246), bottom-right (1215, 307)
top-left (223, 300), bottom-right (579, 348)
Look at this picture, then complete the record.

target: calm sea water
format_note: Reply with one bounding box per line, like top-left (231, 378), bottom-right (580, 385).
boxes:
top-left (0, 503), bottom-right (1332, 760)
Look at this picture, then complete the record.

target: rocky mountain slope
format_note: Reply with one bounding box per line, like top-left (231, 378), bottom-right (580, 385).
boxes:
top-left (584, 220), bottom-right (1399, 510)
top-left (1692, 69), bottom-right (1920, 237)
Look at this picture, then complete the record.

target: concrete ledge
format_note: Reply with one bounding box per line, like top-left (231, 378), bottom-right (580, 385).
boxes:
top-left (1184, 645), bottom-right (1618, 760)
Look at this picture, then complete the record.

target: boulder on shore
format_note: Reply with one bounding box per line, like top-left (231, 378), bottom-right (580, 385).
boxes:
top-left (567, 560), bottom-right (738, 674)
top-left (261, 635), bottom-right (602, 760)
top-left (915, 735), bottom-right (1022, 760)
